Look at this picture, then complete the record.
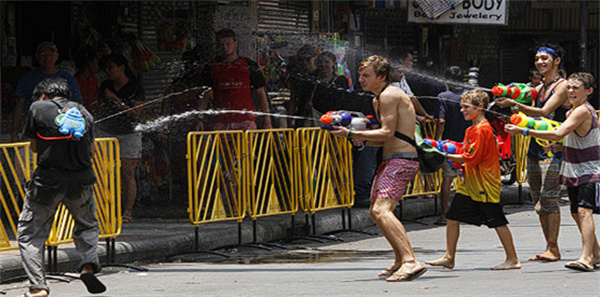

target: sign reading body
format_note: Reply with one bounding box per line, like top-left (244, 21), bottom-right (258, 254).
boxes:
top-left (408, 0), bottom-right (508, 25)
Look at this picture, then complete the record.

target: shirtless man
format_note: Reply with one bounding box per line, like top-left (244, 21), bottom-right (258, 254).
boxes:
top-left (495, 44), bottom-right (570, 262)
top-left (330, 55), bottom-right (427, 282)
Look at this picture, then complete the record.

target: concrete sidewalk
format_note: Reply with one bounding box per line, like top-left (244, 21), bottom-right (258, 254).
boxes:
top-left (0, 184), bottom-right (529, 282)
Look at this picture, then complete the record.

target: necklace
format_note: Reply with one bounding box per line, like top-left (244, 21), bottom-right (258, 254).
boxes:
top-left (539, 74), bottom-right (563, 103)
top-left (543, 74), bottom-right (561, 88)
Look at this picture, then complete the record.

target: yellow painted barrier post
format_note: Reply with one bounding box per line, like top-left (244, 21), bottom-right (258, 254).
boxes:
top-left (514, 134), bottom-right (531, 203)
top-left (296, 128), bottom-right (353, 236)
top-left (297, 128), bottom-right (353, 212)
top-left (46, 138), bottom-right (122, 246)
top-left (1, 138), bottom-right (121, 269)
top-left (0, 142), bottom-right (34, 251)
top-left (246, 129), bottom-right (298, 219)
top-left (245, 128), bottom-right (298, 245)
top-left (187, 131), bottom-right (246, 225)
top-left (41, 138), bottom-right (121, 272)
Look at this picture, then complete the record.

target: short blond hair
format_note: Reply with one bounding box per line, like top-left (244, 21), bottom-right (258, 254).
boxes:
top-left (568, 72), bottom-right (596, 89)
top-left (460, 89), bottom-right (489, 108)
top-left (358, 55), bottom-right (391, 81)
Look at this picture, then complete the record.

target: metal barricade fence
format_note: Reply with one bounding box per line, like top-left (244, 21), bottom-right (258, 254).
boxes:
top-left (296, 128), bottom-right (354, 213)
top-left (402, 170), bottom-right (443, 198)
top-left (187, 131), bottom-right (246, 225)
top-left (46, 138), bottom-right (122, 246)
top-left (0, 138), bottom-right (120, 252)
top-left (0, 142), bottom-right (35, 251)
top-left (246, 129), bottom-right (298, 219)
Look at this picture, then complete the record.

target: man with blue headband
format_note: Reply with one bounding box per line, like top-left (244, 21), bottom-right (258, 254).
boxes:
top-left (495, 43), bottom-right (570, 263)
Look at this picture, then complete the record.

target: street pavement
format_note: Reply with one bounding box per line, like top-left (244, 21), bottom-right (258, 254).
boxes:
top-left (2, 183), bottom-right (600, 296)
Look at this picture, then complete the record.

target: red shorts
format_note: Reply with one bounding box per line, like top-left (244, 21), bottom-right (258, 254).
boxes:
top-left (370, 158), bottom-right (419, 202)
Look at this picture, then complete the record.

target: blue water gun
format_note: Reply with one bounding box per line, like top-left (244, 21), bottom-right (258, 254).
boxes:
top-left (423, 137), bottom-right (464, 176)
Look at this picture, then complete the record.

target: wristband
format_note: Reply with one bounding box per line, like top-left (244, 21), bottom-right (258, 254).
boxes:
top-left (511, 102), bottom-right (521, 111)
top-left (522, 128), bottom-right (529, 136)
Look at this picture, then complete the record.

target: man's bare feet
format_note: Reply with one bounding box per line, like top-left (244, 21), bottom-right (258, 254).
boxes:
top-left (378, 263), bottom-right (401, 277)
top-left (18, 289), bottom-right (49, 297)
top-left (528, 249), bottom-right (560, 262)
top-left (491, 260), bottom-right (521, 270)
top-left (386, 260), bottom-right (427, 282)
top-left (425, 257), bottom-right (455, 269)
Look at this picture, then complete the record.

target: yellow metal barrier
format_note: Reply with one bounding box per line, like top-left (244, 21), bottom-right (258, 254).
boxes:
top-left (246, 129), bottom-right (298, 219)
top-left (0, 138), bottom-right (119, 251)
top-left (403, 170), bottom-right (444, 198)
top-left (0, 142), bottom-right (35, 251)
top-left (514, 134), bottom-right (531, 185)
top-left (93, 138), bottom-right (122, 238)
top-left (187, 131), bottom-right (246, 225)
top-left (46, 138), bottom-right (122, 246)
top-left (422, 119), bottom-right (439, 139)
top-left (296, 128), bottom-right (354, 213)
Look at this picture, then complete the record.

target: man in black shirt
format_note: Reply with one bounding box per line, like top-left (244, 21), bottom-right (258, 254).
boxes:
top-left (18, 78), bottom-right (105, 297)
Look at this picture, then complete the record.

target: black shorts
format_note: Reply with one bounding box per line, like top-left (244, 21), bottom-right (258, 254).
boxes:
top-left (445, 193), bottom-right (509, 228)
top-left (567, 183), bottom-right (600, 214)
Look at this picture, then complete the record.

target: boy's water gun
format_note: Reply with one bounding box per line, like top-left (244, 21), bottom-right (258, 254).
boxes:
top-left (424, 138), bottom-right (463, 154)
top-left (510, 112), bottom-right (562, 160)
top-left (320, 111), bottom-right (378, 131)
top-left (492, 83), bottom-right (538, 104)
top-left (423, 137), bottom-right (464, 176)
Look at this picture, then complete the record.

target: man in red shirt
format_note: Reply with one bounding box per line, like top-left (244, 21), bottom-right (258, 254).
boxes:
top-left (200, 29), bottom-right (272, 130)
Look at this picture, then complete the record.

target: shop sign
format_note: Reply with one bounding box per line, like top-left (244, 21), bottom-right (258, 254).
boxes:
top-left (408, 0), bottom-right (508, 25)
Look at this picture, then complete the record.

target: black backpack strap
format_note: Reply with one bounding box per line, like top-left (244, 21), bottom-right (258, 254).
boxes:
top-left (394, 131), bottom-right (417, 148)
top-left (50, 99), bottom-right (64, 110)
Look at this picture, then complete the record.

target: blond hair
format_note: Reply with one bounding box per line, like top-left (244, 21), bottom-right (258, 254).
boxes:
top-left (568, 72), bottom-right (596, 89)
top-left (358, 55), bottom-right (391, 81)
top-left (460, 89), bottom-right (489, 108)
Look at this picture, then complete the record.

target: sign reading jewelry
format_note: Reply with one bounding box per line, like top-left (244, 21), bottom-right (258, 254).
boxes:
top-left (408, 0), bottom-right (508, 25)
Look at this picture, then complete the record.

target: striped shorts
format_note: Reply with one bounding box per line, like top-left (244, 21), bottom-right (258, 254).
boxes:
top-left (370, 158), bottom-right (419, 202)
top-left (527, 158), bottom-right (562, 214)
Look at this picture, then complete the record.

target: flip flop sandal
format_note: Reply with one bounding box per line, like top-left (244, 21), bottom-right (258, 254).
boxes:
top-left (565, 261), bottom-right (594, 272)
top-left (81, 272), bottom-right (107, 294)
top-left (378, 268), bottom-right (399, 277)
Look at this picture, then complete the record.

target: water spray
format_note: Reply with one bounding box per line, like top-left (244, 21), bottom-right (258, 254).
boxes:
top-left (135, 109), bottom-right (318, 133)
top-left (95, 86), bottom-right (212, 124)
